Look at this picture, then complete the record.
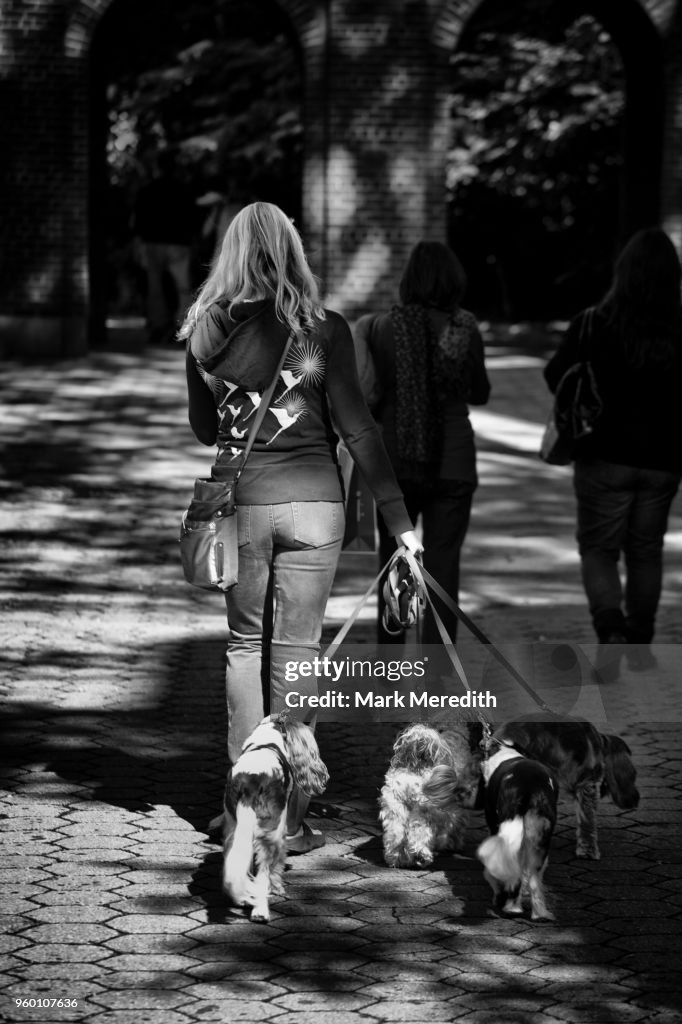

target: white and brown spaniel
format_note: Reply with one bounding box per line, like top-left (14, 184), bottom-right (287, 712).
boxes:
top-left (222, 714), bottom-right (329, 922)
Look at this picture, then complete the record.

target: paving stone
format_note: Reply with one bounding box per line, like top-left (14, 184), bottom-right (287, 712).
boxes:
top-left (91, 989), bottom-right (191, 1010)
top-left (101, 934), bottom-right (199, 954)
top-left (359, 980), bottom-right (468, 1002)
top-left (104, 913), bottom-right (194, 935)
top-left (78, 1013), bottom-right (193, 1024)
top-left (547, 1003), bottom-right (652, 1022)
top-left (13, 964), bottom-right (109, 982)
top-left (273, 1015), bottom-right (384, 1024)
top-left (186, 999), bottom-right (283, 1020)
top-left (186, 962), bottom-right (280, 984)
top-left (272, 953), bottom-right (370, 974)
top-left (450, 993), bottom-right (555, 1013)
top-left (357, 998), bottom-right (464, 1021)
top-left (184, 979), bottom-right (289, 1002)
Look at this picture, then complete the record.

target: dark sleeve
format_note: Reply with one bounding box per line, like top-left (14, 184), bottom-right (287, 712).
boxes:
top-left (351, 314), bottom-right (383, 408)
top-left (544, 316), bottom-right (583, 393)
top-left (186, 346), bottom-right (218, 445)
top-left (324, 312), bottom-right (412, 537)
top-left (466, 325), bottom-right (491, 406)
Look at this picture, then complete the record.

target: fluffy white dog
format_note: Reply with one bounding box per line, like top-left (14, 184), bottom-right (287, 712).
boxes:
top-left (379, 721), bottom-right (482, 868)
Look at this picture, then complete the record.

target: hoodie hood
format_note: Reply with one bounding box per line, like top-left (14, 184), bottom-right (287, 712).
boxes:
top-left (193, 299), bottom-right (292, 391)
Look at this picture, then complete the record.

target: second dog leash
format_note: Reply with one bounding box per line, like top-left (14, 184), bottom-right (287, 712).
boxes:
top-left (323, 552), bottom-right (397, 659)
top-left (403, 550), bottom-right (493, 736)
top-left (403, 549), bottom-right (555, 717)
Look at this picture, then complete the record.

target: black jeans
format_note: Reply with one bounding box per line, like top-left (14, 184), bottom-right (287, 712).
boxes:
top-left (574, 459), bottom-right (681, 643)
top-left (377, 478), bottom-right (476, 645)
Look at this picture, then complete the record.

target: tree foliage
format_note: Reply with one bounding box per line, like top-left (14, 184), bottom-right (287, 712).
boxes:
top-left (97, 0), bottom-right (626, 320)
top-left (447, 10), bottom-right (625, 318)
top-left (100, 0), bottom-right (302, 211)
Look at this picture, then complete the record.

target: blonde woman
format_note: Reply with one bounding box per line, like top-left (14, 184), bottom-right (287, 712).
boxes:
top-left (179, 202), bottom-right (421, 851)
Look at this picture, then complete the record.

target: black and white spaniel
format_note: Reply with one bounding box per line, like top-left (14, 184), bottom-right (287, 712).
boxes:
top-left (477, 739), bottom-right (558, 921)
top-left (494, 716), bottom-right (639, 859)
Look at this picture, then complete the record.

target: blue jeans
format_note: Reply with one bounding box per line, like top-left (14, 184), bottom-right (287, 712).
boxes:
top-left (224, 501), bottom-right (345, 765)
top-left (574, 460), bottom-right (680, 642)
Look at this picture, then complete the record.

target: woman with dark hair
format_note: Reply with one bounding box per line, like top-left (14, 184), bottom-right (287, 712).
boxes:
top-left (354, 240), bottom-right (491, 645)
top-left (545, 227), bottom-right (682, 676)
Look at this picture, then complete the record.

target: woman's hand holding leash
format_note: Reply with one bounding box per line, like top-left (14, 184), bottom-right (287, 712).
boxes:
top-left (399, 530), bottom-right (423, 556)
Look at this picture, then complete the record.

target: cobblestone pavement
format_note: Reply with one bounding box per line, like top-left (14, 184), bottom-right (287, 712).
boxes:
top-left (1, 333), bottom-right (681, 1024)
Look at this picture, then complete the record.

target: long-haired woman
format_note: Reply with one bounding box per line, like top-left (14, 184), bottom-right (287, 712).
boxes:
top-left (178, 202), bottom-right (421, 849)
top-left (545, 227), bottom-right (682, 676)
top-left (353, 240), bottom-right (491, 645)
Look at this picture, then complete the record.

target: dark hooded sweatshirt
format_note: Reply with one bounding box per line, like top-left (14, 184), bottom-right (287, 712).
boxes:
top-left (186, 298), bottom-right (412, 536)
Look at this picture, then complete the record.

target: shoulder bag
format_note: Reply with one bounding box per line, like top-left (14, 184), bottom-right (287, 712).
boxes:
top-left (539, 308), bottom-right (602, 466)
top-left (179, 328), bottom-right (296, 591)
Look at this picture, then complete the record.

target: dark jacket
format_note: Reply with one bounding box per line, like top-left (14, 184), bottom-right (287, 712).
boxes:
top-left (544, 307), bottom-right (682, 473)
top-left (186, 299), bottom-right (412, 536)
top-left (354, 307), bottom-right (490, 484)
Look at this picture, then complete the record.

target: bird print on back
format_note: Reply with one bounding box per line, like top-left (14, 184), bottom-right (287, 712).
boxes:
top-left (213, 335), bottom-right (327, 450)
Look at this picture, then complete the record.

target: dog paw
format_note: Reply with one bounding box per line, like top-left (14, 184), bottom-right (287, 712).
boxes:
top-left (250, 906), bottom-right (271, 923)
top-left (531, 909), bottom-right (556, 922)
top-left (576, 845), bottom-right (600, 860)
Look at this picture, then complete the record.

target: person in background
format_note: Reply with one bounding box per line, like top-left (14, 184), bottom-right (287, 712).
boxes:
top-left (354, 240), bottom-right (491, 646)
top-left (133, 150), bottom-right (197, 344)
top-left (544, 227), bottom-right (682, 678)
top-left (178, 202), bottom-right (422, 851)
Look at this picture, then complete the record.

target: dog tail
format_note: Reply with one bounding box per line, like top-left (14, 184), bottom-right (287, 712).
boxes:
top-left (222, 802), bottom-right (256, 906)
top-left (600, 734), bottom-right (639, 809)
top-left (477, 818), bottom-right (523, 888)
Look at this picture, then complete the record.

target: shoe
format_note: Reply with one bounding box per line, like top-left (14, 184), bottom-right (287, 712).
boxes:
top-left (286, 821), bottom-right (325, 855)
top-left (593, 632), bottom-right (627, 683)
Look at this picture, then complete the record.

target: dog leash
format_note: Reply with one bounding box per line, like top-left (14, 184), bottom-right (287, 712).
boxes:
top-left (324, 552), bottom-right (398, 659)
top-left (322, 548), bottom-right (493, 738)
top-left (402, 548), bottom-right (556, 718)
top-left (401, 550), bottom-right (493, 737)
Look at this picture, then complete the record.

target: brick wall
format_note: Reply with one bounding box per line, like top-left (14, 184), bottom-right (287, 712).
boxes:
top-left (1, 0), bottom-right (681, 355)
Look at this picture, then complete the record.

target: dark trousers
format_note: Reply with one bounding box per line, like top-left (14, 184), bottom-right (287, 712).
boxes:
top-left (574, 459), bottom-right (681, 643)
top-left (377, 479), bottom-right (475, 645)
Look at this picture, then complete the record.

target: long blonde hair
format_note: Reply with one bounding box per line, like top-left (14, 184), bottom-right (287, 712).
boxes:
top-left (178, 202), bottom-right (325, 340)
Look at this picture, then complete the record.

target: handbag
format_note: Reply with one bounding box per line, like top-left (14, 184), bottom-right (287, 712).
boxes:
top-left (337, 443), bottom-right (377, 553)
top-left (540, 308), bottom-right (602, 466)
top-left (179, 327), bottom-right (296, 591)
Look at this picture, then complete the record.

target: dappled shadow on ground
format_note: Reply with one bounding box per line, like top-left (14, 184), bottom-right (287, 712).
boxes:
top-left (1, 345), bottom-right (681, 1020)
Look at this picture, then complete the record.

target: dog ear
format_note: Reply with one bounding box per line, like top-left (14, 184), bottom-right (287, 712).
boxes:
top-left (282, 720), bottom-right (330, 796)
top-left (600, 734), bottom-right (639, 809)
top-left (494, 721), bottom-right (532, 750)
top-left (421, 765), bottom-right (461, 807)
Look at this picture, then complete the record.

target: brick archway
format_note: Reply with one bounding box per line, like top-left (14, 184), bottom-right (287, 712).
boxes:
top-left (2, 0), bottom-right (682, 355)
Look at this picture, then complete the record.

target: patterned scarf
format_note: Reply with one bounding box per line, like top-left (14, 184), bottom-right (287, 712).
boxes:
top-left (391, 304), bottom-right (475, 482)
